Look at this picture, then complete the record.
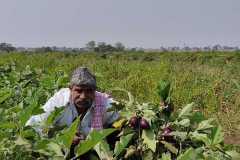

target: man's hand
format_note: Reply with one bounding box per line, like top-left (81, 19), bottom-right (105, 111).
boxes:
top-left (72, 132), bottom-right (85, 145)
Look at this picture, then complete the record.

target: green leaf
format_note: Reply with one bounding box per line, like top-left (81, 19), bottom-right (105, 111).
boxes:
top-left (190, 112), bottom-right (205, 124)
top-left (56, 117), bottom-right (80, 149)
top-left (77, 128), bottom-right (116, 156)
top-left (143, 149), bottom-right (154, 160)
top-left (210, 125), bottom-right (224, 146)
top-left (178, 103), bottom-right (194, 119)
top-left (94, 140), bottom-right (113, 160)
top-left (171, 131), bottom-right (188, 141)
top-left (177, 148), bottom-right (203, 160)
top-left (110, 88), bottom-right (134, 107)
top-left (160, 153), bottom-right (171, 160)
top-left (22, 129), bottom-right (36, 139)
top-left (47, 142), bottom-right (64, 157)
top-left (226, 150), bottom-right (240, 160)
top-left (0, 88), bottom-right (11, 103)
top-left (6, 102), bottom-right (23, 113)
top-left (120, 110), bottom-right (132, 118)
top-left (15, 136), bottom-right (32, 150)
top-left (157, 80), bottom-right (171, 101)
top-left (232, 79), bottom-right (240, 90)
top-left (142, 129), bottom-right (156, 152)
top-left (175, 119), bottom-right (190, 127)
top-left (0, 122), bottom-right (16, 129)
top-left (143, 107), bottom-right (157, 123)
top-left (34, 139), bottom-right (52, 156)
top-left (107, 102), bottom-right (125, 112)
top-left (160, 141), bottom-right (178, 155)
top-left (19, 96), bottom-right (42, 126)
top-left (114, 133), bottom-right (134, 157)
top-left (190, 131), bottom-right (211, 146)
top-left (196, 118), bottom-right (215, 131)
top-left (45, 107), bottom-right (65, 126)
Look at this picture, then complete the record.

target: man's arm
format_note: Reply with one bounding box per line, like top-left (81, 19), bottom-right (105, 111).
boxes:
top-left (103, 98), bottom-right (120, 127)
top-left (25, 88), bottom-right (70, 126)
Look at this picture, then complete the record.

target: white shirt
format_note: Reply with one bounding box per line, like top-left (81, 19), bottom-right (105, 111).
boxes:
top-left (26, 88), bottom-right (119, 136)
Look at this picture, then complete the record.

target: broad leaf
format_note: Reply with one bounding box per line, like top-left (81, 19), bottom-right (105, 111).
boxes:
top-left (34, 139), bottom-right (52, 156)
top-left (190, 112), bottom-right (205, 124)
top-left (19, 96), bottom-right (42, 126)
top-left (190, 131), bottom-right (211, 146)
top-left (210, 125), bottom-right (224, 146)
top-left (178, 103), bottom-right (194, 119)
top-left (142, 129), bottom-right (156, 152)
top-left (196, 118), bottom-right (215, 131)
top-left (0, 122), bottom-right (16, 129)
top-left (160, 153), bottom-right (171, 160)
top-left (114, 133), bottom-right (134, 157)
top-left (56, 117), bottom-right (80, 149)
top-left (226, 150), bottom-right (240, 160)
top-left (94, 140), bottom-right (113, 160)
top-left (143, 149), bottom-right (154, 160)
top-left (157, 80), bottom-right (171, 101)
top-left (77, 128), bottom-right (116, 156)
top-left (15, 136), bottom-right (32, 150)
top-left (6, 102), bottom-right (23, 113)
top-left (112, 118), bottom-right (127, 129)
top-left (177, 148), bottom-right (202, 160)
top-left (0, 88), bottom-right (11, 103)
top-left (45, 107), bottom-right (65, 126)
top-left (160, 141), bottom-right (178, 155)
top-left (47, 142), bottom-right (64, 157)
top-left (175, 119), bottom-right (190, 127)
top-left (143, 107), bottom-right (157, 123)
top-left (171, 131), bottom-right (188, 141)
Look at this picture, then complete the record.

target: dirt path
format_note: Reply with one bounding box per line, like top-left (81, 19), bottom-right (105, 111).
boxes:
top-left (224, 134), bottom-right (240, 145)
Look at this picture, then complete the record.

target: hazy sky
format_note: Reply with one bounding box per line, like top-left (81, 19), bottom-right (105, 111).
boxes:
top-left (0, 0), bottom-right (239, 48)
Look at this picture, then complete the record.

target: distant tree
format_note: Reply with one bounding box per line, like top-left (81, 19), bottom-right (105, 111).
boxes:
top-left (86, 41), bottom-right (96, 51)
top-left (0, 43), bottom-right (16, 52)
top-left (35, 47), bottom-right (52, 52)
top-left (44, 46), bottom-right (52, 52)
top-left (114, 42), bottom-right (125, 51)
top-left (94, 42), bottom-right (116, 52)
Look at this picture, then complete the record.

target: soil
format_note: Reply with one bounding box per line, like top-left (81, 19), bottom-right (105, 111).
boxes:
top-left (224, 134), bottom-right (240, 145)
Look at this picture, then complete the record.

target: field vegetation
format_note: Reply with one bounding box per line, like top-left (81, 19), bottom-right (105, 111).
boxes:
top-left (0, 51), bottom-right (239, 159)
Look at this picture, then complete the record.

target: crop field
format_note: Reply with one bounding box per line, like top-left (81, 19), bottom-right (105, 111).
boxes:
top-left (0, 51), bottom-right (240, 159)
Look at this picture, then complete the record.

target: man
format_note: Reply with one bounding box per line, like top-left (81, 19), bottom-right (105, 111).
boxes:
top-left (26, 67), bottom-right (119, 145)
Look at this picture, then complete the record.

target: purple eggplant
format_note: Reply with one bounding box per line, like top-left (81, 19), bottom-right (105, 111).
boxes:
top-left (140, 118), bottom-right (150, 129)
top-left (129, 116), bottom-right (139, 128)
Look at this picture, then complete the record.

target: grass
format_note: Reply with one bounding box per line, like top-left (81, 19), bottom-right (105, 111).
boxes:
top-left (0, 51), bottom-right (240, 143)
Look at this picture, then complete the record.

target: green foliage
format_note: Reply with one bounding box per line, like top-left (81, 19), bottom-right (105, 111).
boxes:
top-left (142, 129), bottom-right (156, 152)
top-left (114, 133), bottom-right (134, 157)
top-left (76, 128), bottom-right (116, 156)
top-left (0, 52), bottom-right (239, 159)
top-left (157, 80), bottom-right (171, 102)
top-left (94, 140), bottom-right (113, 160)
top-left (56, 117), bottom-right (80, 149)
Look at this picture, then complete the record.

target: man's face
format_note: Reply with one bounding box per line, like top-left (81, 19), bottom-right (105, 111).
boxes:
top-left (70, 85), bottom-right (95, 110)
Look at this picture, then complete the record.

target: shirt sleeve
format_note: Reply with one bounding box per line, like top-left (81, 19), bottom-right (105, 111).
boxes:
top-left (25, 88), bottom-right (70, 126)
top-left (103, 98), bottom-right (120, 126)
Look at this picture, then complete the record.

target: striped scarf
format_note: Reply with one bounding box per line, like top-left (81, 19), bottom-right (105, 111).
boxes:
top-left (91, 91), bottom-right (110, 130)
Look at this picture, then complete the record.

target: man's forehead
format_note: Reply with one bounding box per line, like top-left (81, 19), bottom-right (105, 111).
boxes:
top-left (72, 85), bottom-right (93, 90)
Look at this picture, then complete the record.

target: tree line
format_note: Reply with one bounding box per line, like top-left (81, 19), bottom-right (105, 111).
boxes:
top-left (0, 41), bottom-right (126, 53)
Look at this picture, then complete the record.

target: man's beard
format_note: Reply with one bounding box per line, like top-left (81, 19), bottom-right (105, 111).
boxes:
top-left (75, 99), bottom-right (93, 109)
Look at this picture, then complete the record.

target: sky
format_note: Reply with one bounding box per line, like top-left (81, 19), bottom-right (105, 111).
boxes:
top-left (0, 0), bottom-right (239, 48)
